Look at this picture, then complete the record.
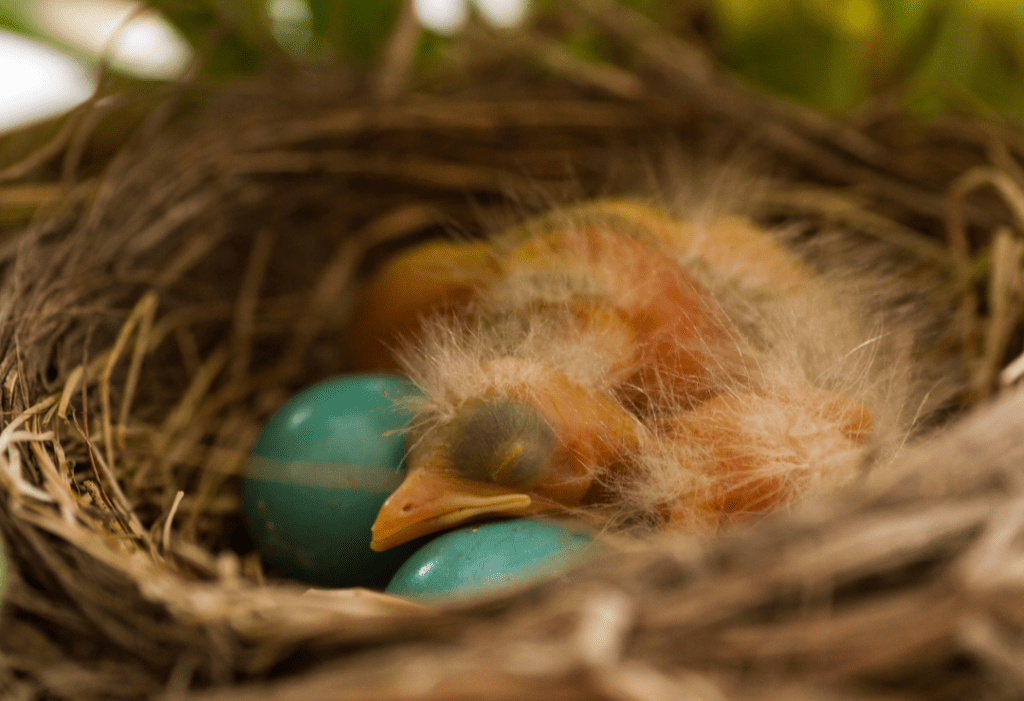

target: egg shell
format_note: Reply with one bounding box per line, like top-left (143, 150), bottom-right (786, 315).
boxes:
top-left (243, 374), bottom-right (423, 588)
top-left (385, 519), bottom-right (594, 601)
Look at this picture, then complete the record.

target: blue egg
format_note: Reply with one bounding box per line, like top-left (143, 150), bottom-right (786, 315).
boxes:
top-left (243, 374), bottom-right (423, 588)
top-left (385, 519), bottom-right (594, 601)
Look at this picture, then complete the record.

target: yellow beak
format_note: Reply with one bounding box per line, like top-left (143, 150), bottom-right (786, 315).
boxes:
top-left (370, 469), bottom-right (533, 551)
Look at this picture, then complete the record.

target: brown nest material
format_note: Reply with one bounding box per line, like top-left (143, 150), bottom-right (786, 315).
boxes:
top-left (1, 3), bottom-right (1024, 699)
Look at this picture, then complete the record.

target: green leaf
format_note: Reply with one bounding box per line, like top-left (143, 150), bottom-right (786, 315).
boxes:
top-left (306, 0), bottom-right (404, 64)
top-left (0, 0), bottom-right (51, 43)
top-left (714, 4), bottom-right (871, 111)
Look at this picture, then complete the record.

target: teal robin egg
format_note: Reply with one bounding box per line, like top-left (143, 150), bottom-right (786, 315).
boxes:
top-left (243, 374), bottom-right (424, 588)
top-left (385, 518), bottom-right (594, 601)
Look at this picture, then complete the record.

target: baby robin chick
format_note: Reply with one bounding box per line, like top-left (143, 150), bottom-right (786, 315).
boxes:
top-left (349, 198), bottom-right (913, 550)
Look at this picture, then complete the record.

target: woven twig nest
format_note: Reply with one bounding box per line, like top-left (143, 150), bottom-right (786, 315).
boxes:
top-left (2, 3), bottom-right (1024, 699)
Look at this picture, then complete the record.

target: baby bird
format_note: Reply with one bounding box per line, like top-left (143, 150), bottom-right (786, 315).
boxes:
top-left (349, 199), bottom-right (908, 551)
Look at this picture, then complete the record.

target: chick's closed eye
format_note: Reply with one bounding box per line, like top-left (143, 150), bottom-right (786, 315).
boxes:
top-left (449, 398), bottom-right (555, 488)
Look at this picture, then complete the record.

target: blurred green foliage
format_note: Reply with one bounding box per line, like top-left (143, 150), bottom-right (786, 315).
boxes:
top-left (711, 0), bottom-right (1024, 116)
top-left (307, 0), bottom-right (403, 61)
top-left (2, 0), bottom-right (1023, 117)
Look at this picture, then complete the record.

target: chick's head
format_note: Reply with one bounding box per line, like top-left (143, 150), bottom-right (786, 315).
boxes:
top-left (370, 358), bottom-right (639, 551)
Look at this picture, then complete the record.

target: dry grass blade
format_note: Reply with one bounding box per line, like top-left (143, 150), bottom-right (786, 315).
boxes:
top-left (759, 187), bottom-right (952, 266)
top-left (946, 166), bottom-right (1024, 399)
top-left (229, 229), bottom-right (275, 383)
top-left (374, 0), bottom-right (422, 101)
top-left (0, 107), bottom-right (86, 183)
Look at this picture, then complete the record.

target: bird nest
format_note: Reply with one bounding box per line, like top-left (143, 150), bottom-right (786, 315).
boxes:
top-left (2, 4), bottom-right (1024, 700)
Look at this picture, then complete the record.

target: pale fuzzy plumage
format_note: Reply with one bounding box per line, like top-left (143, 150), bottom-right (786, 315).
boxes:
top-left (389, 182), bottom-right (933, 537)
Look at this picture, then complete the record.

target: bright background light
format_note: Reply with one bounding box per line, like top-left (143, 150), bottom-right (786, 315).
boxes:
top-left (0, 29), bottom-right (94, 133)
top-left (0, 0), bottom-right (192, 134)
top-left (0, 0), bottom-right (527, 135)
top-left (415, 0), bottom-right (470, 35)
top-left (27, 0), bottom-right (192, 80)
top-left (267, 0), bottom-right (314, 55)
top-left (474, 0), bottom-right (528, 28)
top-left (414, 0), bottom-right (528, 34)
